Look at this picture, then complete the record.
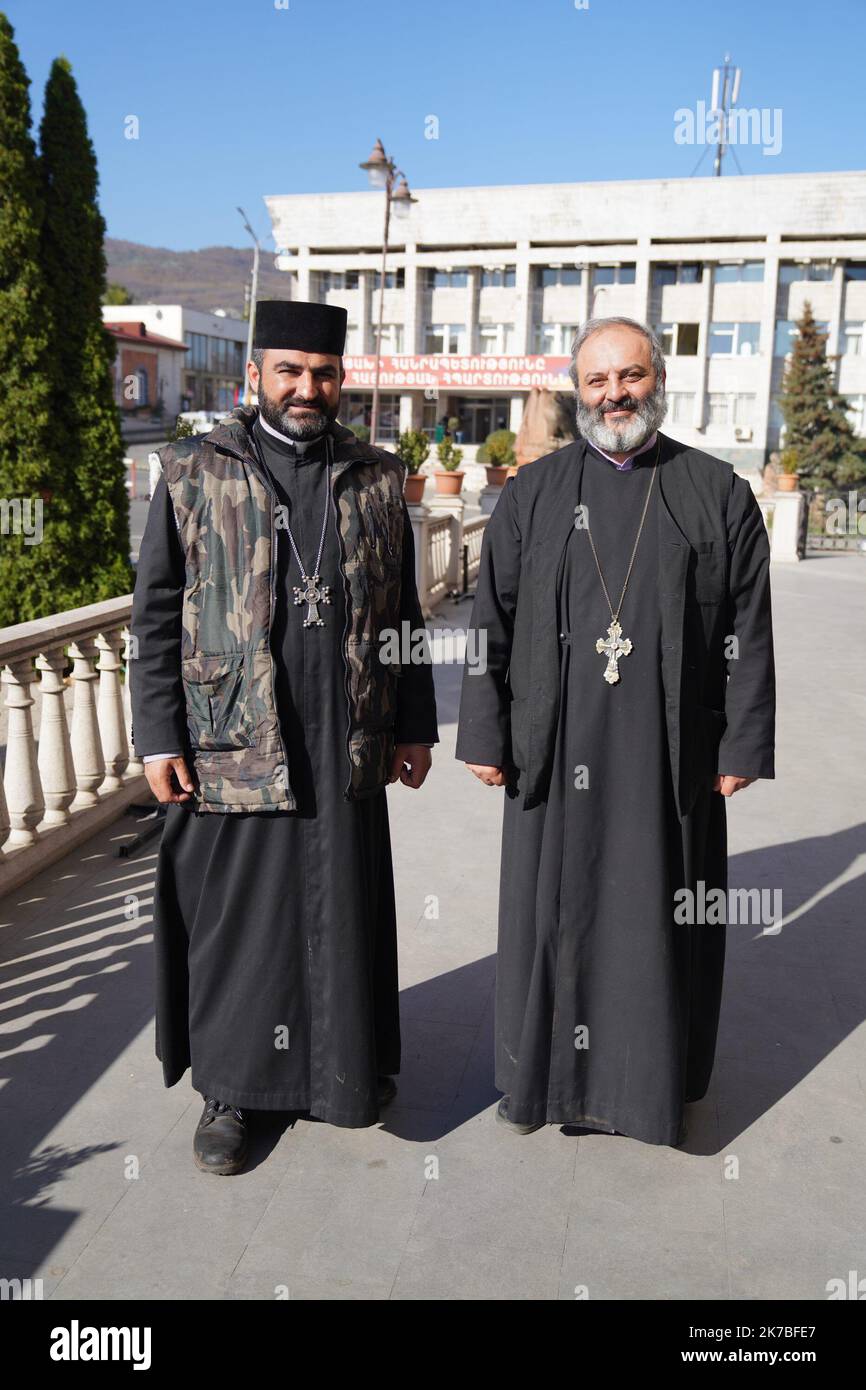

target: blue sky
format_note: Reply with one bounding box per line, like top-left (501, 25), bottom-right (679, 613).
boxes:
top-left (7, 0), bottom-right (865, 251)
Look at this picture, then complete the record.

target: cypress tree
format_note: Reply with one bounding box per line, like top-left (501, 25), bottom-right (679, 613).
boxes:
top-left (776, 301), bottom-right (866, 491)
top-left (0, 14), bottom-right (75, 623)
top-left (39, 55), bottom-right (133, 607)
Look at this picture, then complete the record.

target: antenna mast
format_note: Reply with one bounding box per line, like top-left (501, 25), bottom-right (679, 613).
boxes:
top-left (711, 54), bottom-right (742, 175)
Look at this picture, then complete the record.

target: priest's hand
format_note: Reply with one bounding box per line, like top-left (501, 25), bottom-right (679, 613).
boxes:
top-left (389, 743), bottom-right (432, 789)
top-left (713, 774), bottom-right (757, 796)
top-left (465, 763), bottom-right (506, 787)
top-left (145, 756), bottom-right (195, 804)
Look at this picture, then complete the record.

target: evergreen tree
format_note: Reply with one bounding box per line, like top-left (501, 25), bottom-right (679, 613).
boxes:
top-left (39, 55), bottom-right (133, 607)
top-left (0, 14), bottom-right (75, 623)
top-left (103, 283), bottom-right (133, 305)
top-left (776, 301), bottom-right (866, 491)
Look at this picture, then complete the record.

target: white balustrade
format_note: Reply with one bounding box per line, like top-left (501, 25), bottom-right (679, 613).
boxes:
top-left (0, 595), bottom-right (145, 895)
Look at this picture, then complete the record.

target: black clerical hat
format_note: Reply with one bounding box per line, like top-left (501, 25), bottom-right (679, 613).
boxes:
top-left (252, 300), bottom-right (347, 354)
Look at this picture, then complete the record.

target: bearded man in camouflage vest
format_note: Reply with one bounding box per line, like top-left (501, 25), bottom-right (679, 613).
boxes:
top-left (131, 300), bottom-right (437, 1175)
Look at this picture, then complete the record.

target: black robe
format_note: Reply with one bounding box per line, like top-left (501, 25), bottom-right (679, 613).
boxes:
top-left (456, 436), bottom-right (775, 1146)
top-left (131, 420), bottom-right (437, 1125)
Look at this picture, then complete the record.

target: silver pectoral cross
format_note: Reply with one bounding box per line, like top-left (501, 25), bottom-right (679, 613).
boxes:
top-left (595, 619), bottom-right (633, 685)
top-left (293, 573), bottom-right (332, 628)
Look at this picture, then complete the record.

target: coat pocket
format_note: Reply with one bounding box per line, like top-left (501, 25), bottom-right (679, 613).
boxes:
top-left (689, 539), bottom-right (726, 605)
top-left (182, 652), bottom-right (255, 751)
top-left (509, 695), bottom-right (530, 771)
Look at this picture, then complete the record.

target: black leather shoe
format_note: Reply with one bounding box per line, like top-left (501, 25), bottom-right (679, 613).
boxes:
top-left (495, 1096), bottom-right (544, 1135)
top-left (377, 1075), bottom-right (397, 1107)
top-left (193, 1096), bottom-right (248, 1175)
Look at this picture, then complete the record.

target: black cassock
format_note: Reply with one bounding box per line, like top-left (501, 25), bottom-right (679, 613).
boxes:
top-left (458, 444), bottom-right (770, 1146)
top-left (133, 420), bottom-right (437, 1125)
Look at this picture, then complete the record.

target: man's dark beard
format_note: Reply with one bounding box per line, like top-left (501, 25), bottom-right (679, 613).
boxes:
top-left (575, 382), bottom-right (668, 454)
top-left (257, 383), bottom-right (340, 441)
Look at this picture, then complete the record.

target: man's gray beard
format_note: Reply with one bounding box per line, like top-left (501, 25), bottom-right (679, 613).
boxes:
top-left (575, 384), bottom-right (668, 454)
top-left (257, 387), bottom-right (339, 441)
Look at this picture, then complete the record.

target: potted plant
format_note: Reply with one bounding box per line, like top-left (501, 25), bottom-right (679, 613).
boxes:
top-left (447, 415), bottom-right (463, 444)
top-left (777, 446), bottom-right (800, 492)
top-left (396, 428), bottom-right (430, 504)
top-left (434, 436), bottom-right (465, 495)
top-left (478, 428), bottom-right (515, 486)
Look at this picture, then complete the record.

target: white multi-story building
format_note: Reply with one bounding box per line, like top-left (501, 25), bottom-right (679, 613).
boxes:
top-left (265, 169), bottom-right (866, 478)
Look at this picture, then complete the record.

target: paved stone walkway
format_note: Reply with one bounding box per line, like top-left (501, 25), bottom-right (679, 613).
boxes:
top-left (0, 555), bottom-right (863, 1300)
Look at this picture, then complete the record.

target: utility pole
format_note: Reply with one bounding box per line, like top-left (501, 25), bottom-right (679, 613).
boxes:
top-left (237, 206), bottom-right (260, 404)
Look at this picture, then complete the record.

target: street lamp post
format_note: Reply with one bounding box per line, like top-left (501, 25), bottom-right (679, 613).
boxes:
top-left (237, 206), bottom-right (260, 405)
top-left (359, 139), bottom-right (416, 445)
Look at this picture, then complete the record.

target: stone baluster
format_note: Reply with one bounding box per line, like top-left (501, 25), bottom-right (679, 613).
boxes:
top-left (0, 761), bottom-right (9, 850)
top-left (96, 629), bottom-right (130, 793)
top-left (68, 638), bottom-right (105, 809)
top-left (1, 657), bottom-right (45, 848)
top-left (121, 624), bottom-right (143, 775)
top-left (35, 644), bottom-right (76, 827)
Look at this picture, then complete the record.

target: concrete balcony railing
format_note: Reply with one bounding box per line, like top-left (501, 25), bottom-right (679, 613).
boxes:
top-left (0, 511), bottom-right (491, 897)
top-left (410, 506), bottom-right (488, 617)
top-left (0, 596), bottom-right (146, 898)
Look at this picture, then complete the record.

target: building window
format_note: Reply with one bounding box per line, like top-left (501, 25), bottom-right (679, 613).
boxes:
top-left (371, 323), bottom-right (404, 352)
top-left (843, 321), bottom-right (864, 356)
top-left (844, 262), bottom-right (866, 281)
top-left (533, 266), bottom-right (582, 288)
top-left (708, 394), bottom-right (729, 425)
top-left (185, 332), bottom-right (208, 370)
top-left (313, 270), bottom-right (360, 296)
top-left (341, 391), bottom-right (401, 442)
top-left (712, 261), bottom-right (765, 283)
top-left (655, 322), bottom-right (699, 356)
top-left (423, 267), bottom-right (469, 289)
top-left (455, 397), bottom-right (512, 444)
top-left (667, 392), bottom-right (695, 424)
top-left (481, 267), bottom-right (516, 287)
top-left (593, 264), bottom-right (636, 285)
top-left (652, 263), bottom-right (703, 286)
top-left (371, 268), bottom-right (404, 290)
top-left (774, 319), bottom-right (830, 356)
top-left (424, 323), bottom-right (466, 354)
top-left (708, 321), bottom-right (760, 356)
top-left (478, 323), bottom-right (516, 353)
top-left (779, 262), bottom-right (834, 283)
top-left (532, 322), bottom-right (578, 354)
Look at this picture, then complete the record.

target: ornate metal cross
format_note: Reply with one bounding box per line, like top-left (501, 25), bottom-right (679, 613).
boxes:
top-left (595, 619), bottom-right (633, 685)
top-left (293, 573), bottom-right (332, 628)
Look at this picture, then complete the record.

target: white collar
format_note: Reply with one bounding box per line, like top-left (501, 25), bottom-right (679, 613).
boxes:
top-left (256, 412), bottom-right (326, 454)
top-left (588, 430), bottom-right (658, 471)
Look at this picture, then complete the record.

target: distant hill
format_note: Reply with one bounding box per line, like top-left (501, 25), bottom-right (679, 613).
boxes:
top-left (105, 238), bottom-right (289, 315)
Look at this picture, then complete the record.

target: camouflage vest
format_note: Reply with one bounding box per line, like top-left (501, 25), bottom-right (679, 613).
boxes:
top-left (159, 407), bottom-right (406, 813)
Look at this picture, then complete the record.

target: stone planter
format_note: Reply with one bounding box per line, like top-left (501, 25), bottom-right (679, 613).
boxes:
top-left (434, 470), bottom-right (464, 496)
top-left (404, 472), bottom-right (427, 504)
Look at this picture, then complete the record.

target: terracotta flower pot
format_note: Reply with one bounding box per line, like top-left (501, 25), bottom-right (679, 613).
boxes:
top-left (777, 473), bottom-right (799, 492)
top-left (403, 472), bottom-right (427, 504)
top-left (484, 465), bottom-right (510, 487)
top-left (434, 470), bottom-right (464, 496)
